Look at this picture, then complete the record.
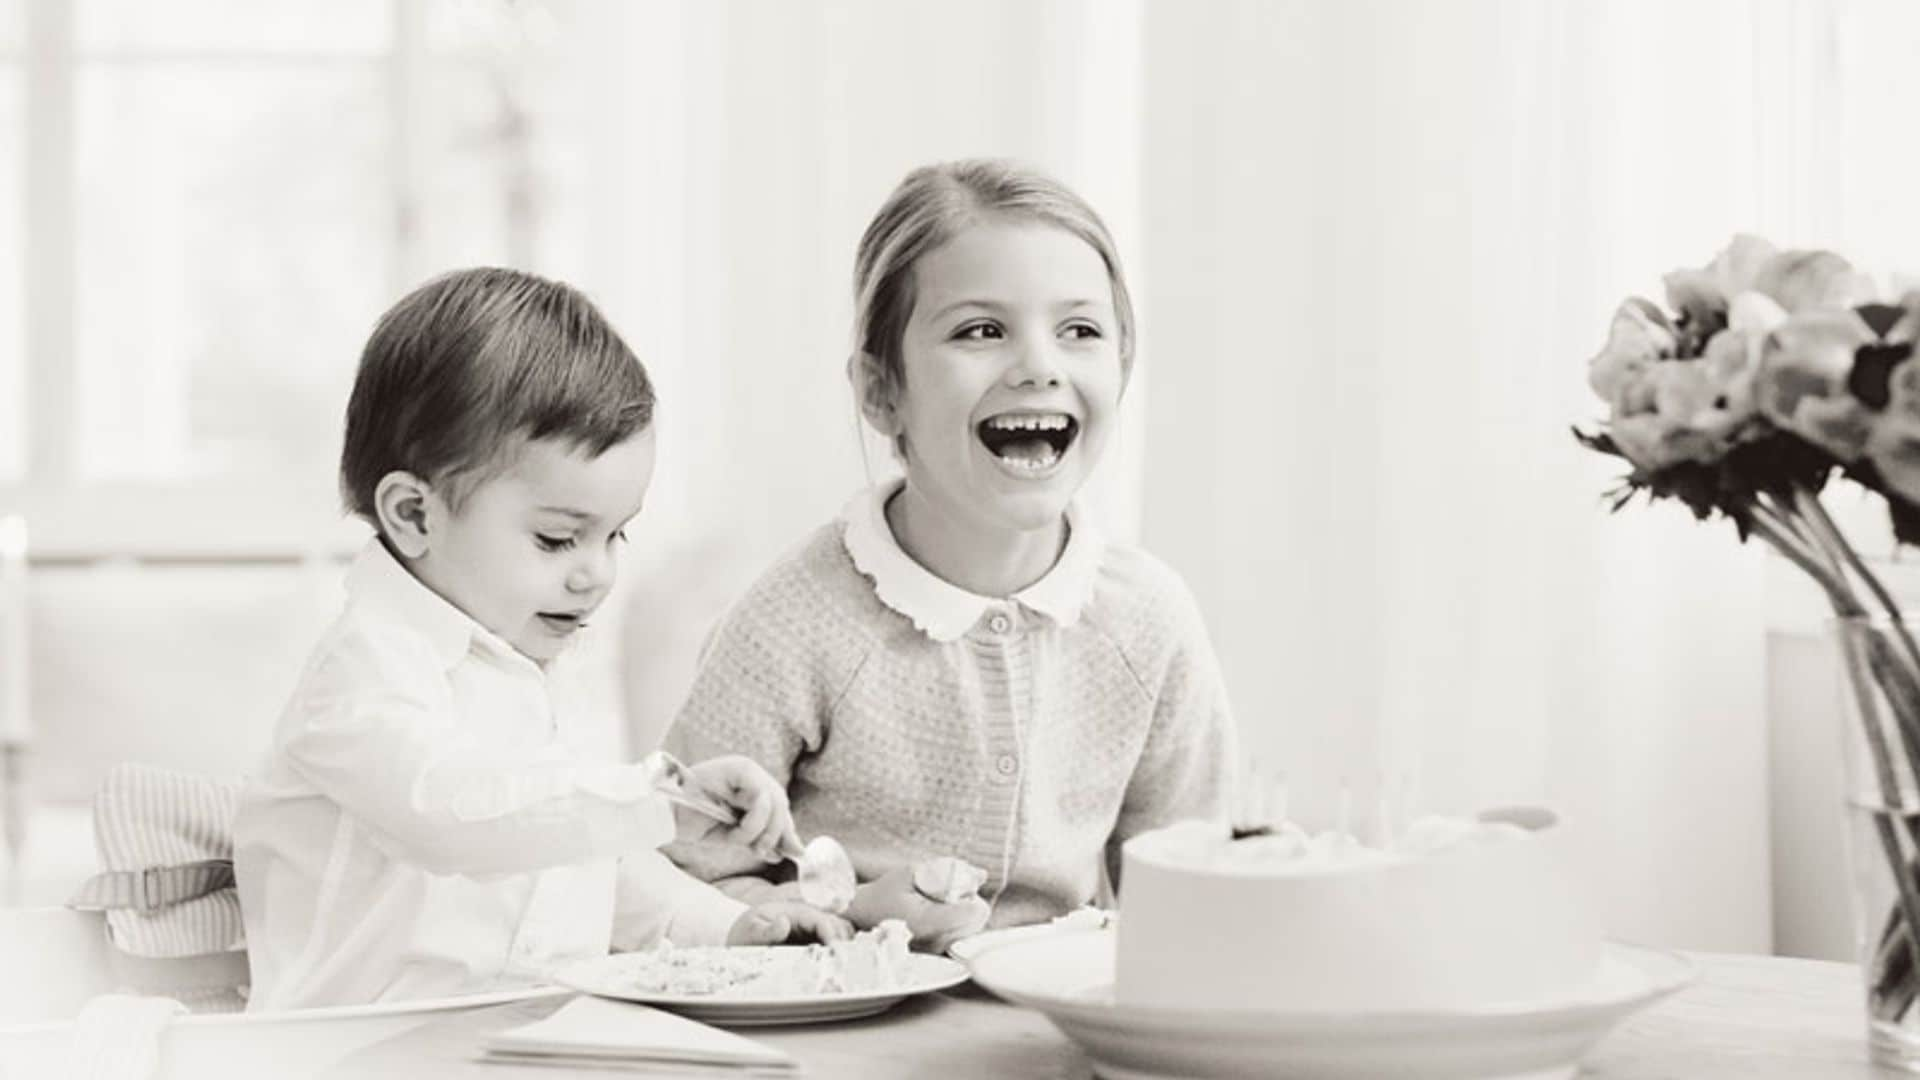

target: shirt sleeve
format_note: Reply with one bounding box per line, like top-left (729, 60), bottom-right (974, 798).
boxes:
top-left (1105, 580), bottom-right (1239, 888)
top-left (279, 628), bottom-right (676, 878)
top-left (660, 585), bottom-right (834, 884)
top-left (611, 850), bottom-right (749, 950)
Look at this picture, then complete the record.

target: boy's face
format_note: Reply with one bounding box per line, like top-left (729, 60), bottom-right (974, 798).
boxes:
top-left (410, 429), bottom-right (657, 663)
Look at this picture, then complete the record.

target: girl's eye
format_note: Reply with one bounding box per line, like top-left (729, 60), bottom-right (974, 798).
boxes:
top-left (953, 321), bottom-right (1004, 342)
top-left (1062, 321), bottom-right (1104, 341)
top-left (535, 534), bottom-right (576, 553)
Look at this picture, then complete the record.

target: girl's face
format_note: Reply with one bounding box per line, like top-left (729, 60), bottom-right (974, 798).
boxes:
top-left (888, 219), bottom-right (1123, 535)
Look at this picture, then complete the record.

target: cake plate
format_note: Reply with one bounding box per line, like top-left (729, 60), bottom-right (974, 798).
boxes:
top-left (967, 930), bottom-right (1694, 1080)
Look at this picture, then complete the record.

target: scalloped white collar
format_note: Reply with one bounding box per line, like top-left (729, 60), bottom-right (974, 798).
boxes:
top-left (839, 480), bottom-right (1105, 643)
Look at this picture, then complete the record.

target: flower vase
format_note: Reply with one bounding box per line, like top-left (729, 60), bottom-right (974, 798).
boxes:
top-left (1835, 614), bottom-right (1920, 1070)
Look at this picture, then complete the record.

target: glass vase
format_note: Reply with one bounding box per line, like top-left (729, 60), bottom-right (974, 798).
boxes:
top-left (1835, 614), bottom-right (1920, 1071)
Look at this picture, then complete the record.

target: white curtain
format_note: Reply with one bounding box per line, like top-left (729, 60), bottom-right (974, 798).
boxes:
top-left (554, 0), bottom-right (1920, 953)
top-left (559, 0), bottom-right (1150, 753)
top-left (1137, 0), bottom-right (1885, 953)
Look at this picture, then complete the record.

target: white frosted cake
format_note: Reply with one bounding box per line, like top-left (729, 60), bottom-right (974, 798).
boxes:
top-left (1114, 807), bottom-right (1599, 1012)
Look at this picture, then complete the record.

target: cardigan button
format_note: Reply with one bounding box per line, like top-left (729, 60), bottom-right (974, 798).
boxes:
top-left (995, 754), bottom-right (1018, 777)
top-left (988, 612), bottom-right (1011, 634)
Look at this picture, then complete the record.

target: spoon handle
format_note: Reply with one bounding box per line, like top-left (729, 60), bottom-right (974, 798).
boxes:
top-left (645, 750), bottom-right (808, 861)
top-left (660, 786), bottom-right (738, 825)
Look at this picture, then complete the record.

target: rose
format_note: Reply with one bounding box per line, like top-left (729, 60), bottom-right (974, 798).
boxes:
top-left (1588, 236), bottom-right (1876, 475)
top-left (1758, 296), bottom-right (1920, 504)
top-left (1664, 234), bottom-right (1873, 347)
top-left (1589, 292), bottom-right (1781, 471)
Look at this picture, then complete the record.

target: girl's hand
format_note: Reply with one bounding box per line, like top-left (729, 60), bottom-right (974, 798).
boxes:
top-left (673, 755), bottom-right (801, 862)
top-left (845, 865), bottom-right (991, 953)
top-left (727, 900), bottom-right (856, 945)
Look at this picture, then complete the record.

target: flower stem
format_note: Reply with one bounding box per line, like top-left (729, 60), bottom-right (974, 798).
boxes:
top-left (1745, 503), bottom-right (1864, 616)
top-left (1797, 488), bottom-right (1920, 676)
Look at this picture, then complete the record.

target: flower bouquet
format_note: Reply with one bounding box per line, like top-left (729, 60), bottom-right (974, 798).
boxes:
top-left (1574, 235), bottom-right (1920, 1060)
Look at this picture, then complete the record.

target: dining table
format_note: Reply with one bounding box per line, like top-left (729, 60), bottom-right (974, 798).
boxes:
top-left (322, 950), bottom-right (1904, 1078)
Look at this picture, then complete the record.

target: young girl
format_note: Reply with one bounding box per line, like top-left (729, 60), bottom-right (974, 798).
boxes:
top-left (664, 160), bottom-right (1236, 948)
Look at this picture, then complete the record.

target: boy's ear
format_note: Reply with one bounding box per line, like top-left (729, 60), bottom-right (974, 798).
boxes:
top-left (373, 470), bottom-right (436, 559)
top-left (848, 352), bottom-right (901, 436)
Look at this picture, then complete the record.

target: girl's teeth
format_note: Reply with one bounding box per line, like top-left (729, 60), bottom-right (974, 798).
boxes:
top-left (999, 446), bottom-right (1061, 472)
top-left (988, 415), bottom-right (1068, 431)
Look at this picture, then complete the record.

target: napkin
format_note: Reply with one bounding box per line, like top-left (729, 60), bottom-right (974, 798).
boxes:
top-left (63, 994), bottom-right (187, 1080)
top-left (483, 995), bottom-right (796, 1074)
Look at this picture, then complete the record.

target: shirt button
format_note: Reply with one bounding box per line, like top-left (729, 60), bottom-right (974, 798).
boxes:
top-left (995, 754), bottom-right (1018, 777)
top-left (988, 612), bottom-right (1011, 634)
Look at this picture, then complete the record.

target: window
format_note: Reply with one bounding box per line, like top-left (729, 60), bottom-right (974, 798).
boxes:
top-left (73, 0), bottom-right (391, 487)
top-left (0, 0), bottom-right (22, 486)
top-left (7, 0), bottom-right (585, 557)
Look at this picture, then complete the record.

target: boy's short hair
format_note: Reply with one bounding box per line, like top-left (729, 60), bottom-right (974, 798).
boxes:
top-left (339, 267), bottom-right (655, 523)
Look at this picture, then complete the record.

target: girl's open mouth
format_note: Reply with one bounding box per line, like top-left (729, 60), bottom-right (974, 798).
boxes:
top-left (976, 412), bottom-right (1079, 474)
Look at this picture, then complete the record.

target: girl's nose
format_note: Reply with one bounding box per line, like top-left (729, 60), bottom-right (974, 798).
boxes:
top-left (1008, 338), bottom-right (1065, 388)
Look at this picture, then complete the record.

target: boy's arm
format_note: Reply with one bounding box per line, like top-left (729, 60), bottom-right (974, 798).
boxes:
top-left (611, 850), bottom-right (749, 949)
top-left (1104, 584), bottom-right (1239, 890)
top-left (281, 637), bottom-right (675, 878)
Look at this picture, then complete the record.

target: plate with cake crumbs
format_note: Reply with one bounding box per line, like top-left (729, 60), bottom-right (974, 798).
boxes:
top-left (551, 921), bottom-right (968, 1025)
top-left (949, 907), bottom-right (1116, 965)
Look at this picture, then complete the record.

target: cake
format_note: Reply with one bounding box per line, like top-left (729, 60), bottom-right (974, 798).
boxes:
top-left (1113, 807), bottom-right (1600, 1012)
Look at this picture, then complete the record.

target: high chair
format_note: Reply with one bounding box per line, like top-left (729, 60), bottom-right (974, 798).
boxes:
top-left (0, 905), bottom-right (555, 1080)
top-left (0, 765), bottom-right (560, 1080)
top-left (0, 906), bottom-right (248, 1025)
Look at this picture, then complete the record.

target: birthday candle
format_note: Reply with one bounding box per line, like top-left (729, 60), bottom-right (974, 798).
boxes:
top-left (1377, 774), bottom-right (1396, 850)
top-left (0, 515), bottom-right (28, 746)
top-left (1336, 779), bottom-right (1353, 850)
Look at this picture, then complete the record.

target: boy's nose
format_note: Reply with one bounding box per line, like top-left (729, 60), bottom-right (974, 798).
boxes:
top-left (567, 549), bottom-right (613, 594)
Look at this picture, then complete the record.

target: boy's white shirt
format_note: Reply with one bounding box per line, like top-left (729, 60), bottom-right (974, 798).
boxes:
top-left (234, 540), bottom-right (744, 1012)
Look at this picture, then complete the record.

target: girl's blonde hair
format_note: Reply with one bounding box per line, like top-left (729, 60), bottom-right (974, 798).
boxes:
top-left (850, 159), bottom-right (1136, 425)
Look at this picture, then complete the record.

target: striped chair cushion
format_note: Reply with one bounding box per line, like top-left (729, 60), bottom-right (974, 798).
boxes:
top-left (73, 764), bottom-right (246, 962)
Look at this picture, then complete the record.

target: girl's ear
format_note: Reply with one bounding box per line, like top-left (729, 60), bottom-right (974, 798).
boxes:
top-left (374, 470), bottom-right (436, 559)
top-left (849, 351), bottom-right (902, 436)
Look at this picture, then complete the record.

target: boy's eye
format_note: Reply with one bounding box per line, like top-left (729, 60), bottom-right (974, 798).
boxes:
top-left (953, 321), bottom-right (1004, 342)
top-left (535, 534), bottom-right (576, 552)
top-left (1062, 321), bottom-right (1104, 340)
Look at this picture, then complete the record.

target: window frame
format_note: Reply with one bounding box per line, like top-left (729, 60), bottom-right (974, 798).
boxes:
top-left (2, 0), bottom-right (447, 561)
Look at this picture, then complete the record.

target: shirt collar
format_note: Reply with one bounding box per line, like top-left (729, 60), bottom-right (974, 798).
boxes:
top-left (839, 479), bottom-right (1106, 643)
top-left (345, 539), bottom-right (529, 673)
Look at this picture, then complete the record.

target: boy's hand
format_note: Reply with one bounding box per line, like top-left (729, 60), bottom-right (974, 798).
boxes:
top-left (727, 900), bottom-right (856, 945)
top-left (672, 755), bottom-right (801, 863)
top-left (845, 865), bottom-right (991, 953)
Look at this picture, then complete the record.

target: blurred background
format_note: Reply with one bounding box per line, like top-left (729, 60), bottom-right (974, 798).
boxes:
top-left (4, 0), bottom-right (1920, 962)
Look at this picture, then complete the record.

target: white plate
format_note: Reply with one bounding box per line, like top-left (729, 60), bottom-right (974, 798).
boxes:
top-left (552, 949), bottom-right (969, 1027)
top-left (950, 909), bottom-right (1116, 965)
top-left (969, 931), bottom-right (1695, 1080)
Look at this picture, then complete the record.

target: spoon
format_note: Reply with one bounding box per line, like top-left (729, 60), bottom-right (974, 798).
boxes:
top-left (645, 751), bottom-right (858, 913)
